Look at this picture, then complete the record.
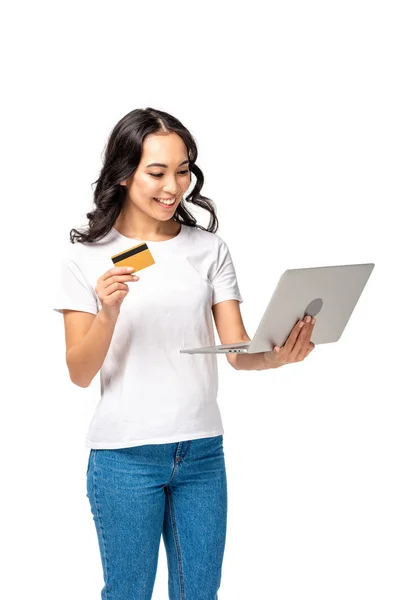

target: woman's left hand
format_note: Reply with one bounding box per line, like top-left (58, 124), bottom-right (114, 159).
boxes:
top-left (264, 316), bottom-right (316, 369)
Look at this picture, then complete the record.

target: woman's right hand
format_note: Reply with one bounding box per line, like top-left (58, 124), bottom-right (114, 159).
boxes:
top-left (96, 266), bottom-right (140, 321)
top-left (264, 316), bottom-right (316, 368)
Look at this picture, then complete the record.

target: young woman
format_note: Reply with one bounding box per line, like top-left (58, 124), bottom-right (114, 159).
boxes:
top-left (53, 107), bottom-right (315, 600)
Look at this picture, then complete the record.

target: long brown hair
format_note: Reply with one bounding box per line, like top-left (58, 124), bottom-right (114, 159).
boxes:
top-left (69, 107), bottom-right (219, 243)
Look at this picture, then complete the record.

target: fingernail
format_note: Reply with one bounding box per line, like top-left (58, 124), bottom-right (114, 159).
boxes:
top-left (305, 316), bottom-right (311, 323)
top-left (126, 267), bottom-right (134, 272)
top-left (311, 317), bottom-right (316, 325)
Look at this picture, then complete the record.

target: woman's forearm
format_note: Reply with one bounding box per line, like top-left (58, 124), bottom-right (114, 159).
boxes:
top-left (66, 309), bottom-right (118, 387)
top-left (234, 351), bottom-right (272, 371)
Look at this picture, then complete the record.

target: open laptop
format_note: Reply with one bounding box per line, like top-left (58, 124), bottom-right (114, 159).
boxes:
top-left (180, 263), bottom-right (375, 354)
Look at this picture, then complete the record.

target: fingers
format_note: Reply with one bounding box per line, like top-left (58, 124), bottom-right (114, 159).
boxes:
top-left (103, 272), bottom-right (138, 289)
top-left (98, 266), bottom-right (135, 282)
top-left (274, 317), bottom-right (317, 365)
top-left (282, 320), bottom-right (306, 355)
top-left (95, 266), bottom-right (140, 313)
top-left (292, 318), bottom-right (316, 361)
top-left (98, 266), bottom-right (139, 289)
top-left (304, 342), bottom-right (315, 359)
top-left (300, 342), bottom-right (315, 362)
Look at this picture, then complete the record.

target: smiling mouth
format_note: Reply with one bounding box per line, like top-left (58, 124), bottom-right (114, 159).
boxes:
top-left (153, 197), bottom-right (177, 207)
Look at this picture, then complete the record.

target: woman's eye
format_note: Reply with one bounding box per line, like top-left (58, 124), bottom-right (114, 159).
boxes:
top-left (150, 170), bottom-right (189, 178)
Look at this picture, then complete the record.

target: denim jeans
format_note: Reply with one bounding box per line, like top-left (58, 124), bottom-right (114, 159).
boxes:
top-left (86, 434), bottom-right (227, 600)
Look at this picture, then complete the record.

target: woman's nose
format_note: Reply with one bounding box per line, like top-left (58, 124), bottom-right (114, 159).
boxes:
top-left (162, 178), bottom-right (179, 194)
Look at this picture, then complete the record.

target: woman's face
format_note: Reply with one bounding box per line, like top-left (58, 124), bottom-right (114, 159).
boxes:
top-left (120, 132), bottom-right (191, 221)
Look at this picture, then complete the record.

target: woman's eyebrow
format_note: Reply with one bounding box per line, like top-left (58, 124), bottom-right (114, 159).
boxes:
top-left (146, 160), bottom-right (189, 168)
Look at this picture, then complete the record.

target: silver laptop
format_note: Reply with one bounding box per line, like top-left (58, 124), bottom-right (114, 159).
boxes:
top-left (180, 263), bottom-right (375, 354)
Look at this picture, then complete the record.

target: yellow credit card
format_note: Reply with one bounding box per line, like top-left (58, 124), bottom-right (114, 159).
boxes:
top-left (111, 242), bottom-right (155, 272)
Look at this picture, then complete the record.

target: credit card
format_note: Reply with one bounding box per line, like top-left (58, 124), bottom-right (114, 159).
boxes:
top-left (111, 242), bottom-right (155, 272)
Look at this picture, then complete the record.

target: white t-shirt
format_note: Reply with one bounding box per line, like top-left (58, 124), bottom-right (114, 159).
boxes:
top-left (53, 223), bottom-right (243, 449)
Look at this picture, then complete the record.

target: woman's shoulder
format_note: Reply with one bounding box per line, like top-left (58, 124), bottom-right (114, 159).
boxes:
top-left (184, 224), bottom-right (225, 248)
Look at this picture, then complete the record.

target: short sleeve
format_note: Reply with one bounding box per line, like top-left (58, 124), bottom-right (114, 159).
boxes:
top-left (210, 239), bottom-right (243, 306)
top-left (53, 254), bottom-right (98, 315)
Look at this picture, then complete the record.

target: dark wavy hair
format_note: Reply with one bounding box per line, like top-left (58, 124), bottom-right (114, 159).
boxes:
top-left (69, 107), bottom-right (219, 244)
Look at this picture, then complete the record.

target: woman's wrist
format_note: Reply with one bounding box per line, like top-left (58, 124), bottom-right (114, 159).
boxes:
top-left (234, 351), bottom-right (275, 371)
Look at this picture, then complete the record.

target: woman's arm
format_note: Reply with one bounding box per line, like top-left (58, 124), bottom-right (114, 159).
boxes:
top-left (212, 300), bottom-right (315, 370)
top-left (64, 308), bottom-right (118, 387)
top-left (211, 300), bottom-right (271, 370)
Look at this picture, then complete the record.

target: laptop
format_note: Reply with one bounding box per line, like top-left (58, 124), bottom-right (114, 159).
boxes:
top-left (180, 263), bottom-right (375, 354)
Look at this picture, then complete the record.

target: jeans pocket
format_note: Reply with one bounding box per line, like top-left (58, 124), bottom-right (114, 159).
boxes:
top-left (86, 449), bottom-right (93, 476)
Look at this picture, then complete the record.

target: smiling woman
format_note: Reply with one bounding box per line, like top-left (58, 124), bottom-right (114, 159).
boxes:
top-left (54, 106), bottom-right (308, 600)
top-left (113, 132), bottom-right (192, 234)
top-left (69, 107), bottom-right (219, 244)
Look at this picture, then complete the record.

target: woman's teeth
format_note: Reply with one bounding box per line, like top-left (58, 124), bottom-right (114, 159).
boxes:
top-left (153, 197), bottom-right (177, 206)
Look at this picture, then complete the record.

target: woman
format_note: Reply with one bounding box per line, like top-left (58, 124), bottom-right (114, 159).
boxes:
top-left (53, 107), bottom-right (315, 600)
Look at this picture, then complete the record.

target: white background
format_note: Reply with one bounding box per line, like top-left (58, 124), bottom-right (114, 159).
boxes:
top-left (2, 1), bottom-right (399, 598)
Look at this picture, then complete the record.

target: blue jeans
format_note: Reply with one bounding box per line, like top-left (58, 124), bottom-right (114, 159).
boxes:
top-left (86, 435), bottom-right (227, 599)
